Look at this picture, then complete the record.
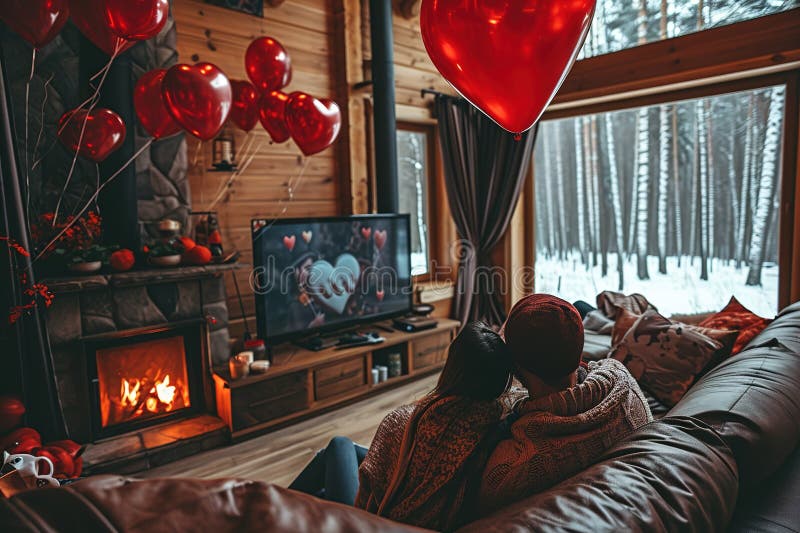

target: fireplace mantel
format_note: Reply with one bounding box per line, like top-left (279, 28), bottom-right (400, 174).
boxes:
top-left (44, 263), bottom-right (244, 293)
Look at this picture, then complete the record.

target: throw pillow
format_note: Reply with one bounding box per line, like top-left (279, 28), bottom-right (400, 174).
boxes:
top-left (698, 296), bottom-right (772, 354)
top-left (596, 291), bottom-right (656, 320)
top-left (609, 310), bottom-right (723, 407)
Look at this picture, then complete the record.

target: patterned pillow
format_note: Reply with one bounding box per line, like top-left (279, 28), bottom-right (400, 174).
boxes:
top-left (698, 296), bottom-right (772, 354)
top-left (609, 310), bottom-right (723, 407)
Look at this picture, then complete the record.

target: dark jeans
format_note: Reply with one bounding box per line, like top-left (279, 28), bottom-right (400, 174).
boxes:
top-left (288, 436), bottom-right (367, 505)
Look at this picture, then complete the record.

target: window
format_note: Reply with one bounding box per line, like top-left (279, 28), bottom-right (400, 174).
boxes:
top-left (397, 125), bottom-right (433, 276)
top-left (579, 0), bottom-right (799, 59)
top-left (533, 85), bottom-right (786, 315)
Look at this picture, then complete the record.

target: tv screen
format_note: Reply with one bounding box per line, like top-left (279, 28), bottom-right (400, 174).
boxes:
top-left (251, 215), bottom-right (413, 342)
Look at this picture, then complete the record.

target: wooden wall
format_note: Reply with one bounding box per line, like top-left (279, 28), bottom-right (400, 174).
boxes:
top-left (172, 0), bottom-right (458, 339)
top-left (173, 0), bottom-right (341, 337)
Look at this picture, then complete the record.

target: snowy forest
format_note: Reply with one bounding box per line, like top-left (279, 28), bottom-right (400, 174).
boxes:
top-left (533, 0), bottom-right (796, 316)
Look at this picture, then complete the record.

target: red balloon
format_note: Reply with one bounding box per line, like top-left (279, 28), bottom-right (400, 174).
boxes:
top-left (0, 0), bottom-right (69, 49)
top-left (285, 92), bottom-right (341, 157)
top-left (420, 0), bottom-right (596, 133)
top-left (259, 90), bottom-right (291, 143)
top-left (71, 0), bottom-right (135, 56)
top-left (245, 37), bottom-right (292, 92)
top-left (162, 63), bottom-right (232, 141)
top-left (230, 80), bottom-right (260, 132)
top-left (58, 108), bottom-right (127, 163)
top-left (134, 69), bottom-right (182, 139)
top-left (105, 0), bottom-right (169, 41)
top-left (0, 396), bottom-right (25, 433)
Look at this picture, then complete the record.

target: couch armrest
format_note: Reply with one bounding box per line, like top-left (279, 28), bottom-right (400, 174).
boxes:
top-left (2, 476), bottom-right (430, 533)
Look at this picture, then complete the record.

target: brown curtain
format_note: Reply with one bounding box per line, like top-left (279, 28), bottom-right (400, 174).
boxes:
top-left (435, 95), bottom-right (537, 327)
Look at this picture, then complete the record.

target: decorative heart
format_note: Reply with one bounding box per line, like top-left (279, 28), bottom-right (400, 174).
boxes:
top-left (374, 230), bottom-right (387, 250)
top-left (306, 254), bottom-right (360, 315)
top-left (0, 0), bottom-right (69, 49)
top-left (376, 290), bottom-right (385, 303)
top-left (71, 0), bottom-right (135, 56)
top-left (302, 231), bottom-right (313, 244)
top-left (283, 235), bottom-right (296, 252)
top-left (229, 80), bottom-right (260, 132)
top-left (134, 69), bottom-right (182, 140)
top-left (259, 90), bottom-right (291, 143)
top-left (162, 63), bottom-right (232, 141)
top-left (285, 92), bottom-right (342, 156)
top-left (361, 227), bottom-right (372, 240)
top-left (420, 0), bottom-right (596, 133)
top-left (58, 108), bottom-right (126, 163)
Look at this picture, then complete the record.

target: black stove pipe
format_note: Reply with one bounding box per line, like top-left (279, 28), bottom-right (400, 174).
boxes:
top-left (369, 0), bottom-right (399, 213)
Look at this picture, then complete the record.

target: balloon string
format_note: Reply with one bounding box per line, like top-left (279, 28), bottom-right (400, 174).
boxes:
top-left (256, 156), bottom-right (311, 235)
top-left (31, 73), bottom-right (54, 170)
top-left (53, 45), bottom-right (121, 226)
top-left (34, 139), bottom-right (154, 263)
top-left (24, 47), bottom-right (36, 221)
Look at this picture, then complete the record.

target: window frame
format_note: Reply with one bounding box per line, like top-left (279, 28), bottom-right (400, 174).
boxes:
top-left (522, 8), bottom-right (800, 310)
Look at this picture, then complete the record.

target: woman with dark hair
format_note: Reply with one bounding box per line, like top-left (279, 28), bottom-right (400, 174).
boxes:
top-left (289, 322), bottom-right (513, 530)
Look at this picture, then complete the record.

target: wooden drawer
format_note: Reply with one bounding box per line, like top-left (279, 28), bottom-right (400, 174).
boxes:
top-left (314, 356), bottom-right (367, 401)
top-left (412, 332), bottom-right (450, 370)
top-left (230, 371), bottom-right (308, 431)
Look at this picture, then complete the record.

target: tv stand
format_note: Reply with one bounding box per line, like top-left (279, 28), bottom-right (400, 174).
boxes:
top-left (213, 318), bottom-right (459, 440)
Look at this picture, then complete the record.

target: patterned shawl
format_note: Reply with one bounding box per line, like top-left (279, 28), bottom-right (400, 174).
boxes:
top-left (479, 359), bottom-right (653, 515)
top-left (355, 396), bottom-right (505, 531)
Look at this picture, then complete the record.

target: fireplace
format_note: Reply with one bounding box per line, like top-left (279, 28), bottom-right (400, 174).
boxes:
top-left (84, 322), bottom-right (204, 440)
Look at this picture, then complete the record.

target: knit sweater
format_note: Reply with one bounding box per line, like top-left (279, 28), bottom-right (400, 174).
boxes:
top-left (479, 359), bottom-right (653, 514)
top-left (354, 395), bottom-right (507, 531)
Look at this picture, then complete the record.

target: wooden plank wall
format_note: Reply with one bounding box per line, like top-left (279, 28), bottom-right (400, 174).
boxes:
top-left (173, 0), bottom-right (341, 337)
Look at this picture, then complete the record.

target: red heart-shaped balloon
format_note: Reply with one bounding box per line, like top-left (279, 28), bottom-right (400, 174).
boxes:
top-left (105, 0), bottom-right (169, 41)
top-left (0, 396), bottom-right (25, 433)
top-left (420, 0), bottom-right (596, 133)
top-left (285, 92), bottom-right (341, 157)
top-left (134, 69), bottom-right (182, 139)
top-left (71, 0), bottom-right (135, 56)
top-left (245, 37), bottom-right (292, 92)
top-left (162, 63), bottom-right (232, 141)
top-left (230, 80), bottom-right (260, 132)
top-left (259, 90), bottom-right (291, 143)
top-left (0, 0), bottom-right (69, 49)
top-left (58, 108), bottom-right (127, 163)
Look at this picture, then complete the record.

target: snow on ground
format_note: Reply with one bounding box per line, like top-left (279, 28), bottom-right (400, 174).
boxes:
top-left (534, 252), bottom-right (779, 317)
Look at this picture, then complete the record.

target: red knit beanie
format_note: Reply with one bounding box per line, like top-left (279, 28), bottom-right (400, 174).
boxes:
top-left (502, 294), bottom-right (584, 383)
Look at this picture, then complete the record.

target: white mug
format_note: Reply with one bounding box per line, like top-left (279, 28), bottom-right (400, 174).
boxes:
top-left (2, 451), bottom-right (59, 488)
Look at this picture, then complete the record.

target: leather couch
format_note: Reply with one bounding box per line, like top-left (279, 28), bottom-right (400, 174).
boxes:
top-left (3, 302), bottom-right (799, 532)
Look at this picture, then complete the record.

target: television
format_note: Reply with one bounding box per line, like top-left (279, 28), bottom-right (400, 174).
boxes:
top-left (251, 214), bottom-right (413, 343)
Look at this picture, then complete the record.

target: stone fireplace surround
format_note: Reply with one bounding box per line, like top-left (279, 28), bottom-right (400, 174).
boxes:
top-left (43, 264), bottom-right (237, 474)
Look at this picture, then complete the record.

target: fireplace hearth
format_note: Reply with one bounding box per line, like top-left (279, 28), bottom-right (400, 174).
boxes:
top-left (43, 264), bottom-right (238, 473)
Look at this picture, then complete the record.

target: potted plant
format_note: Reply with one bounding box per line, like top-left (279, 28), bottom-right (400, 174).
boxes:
top-left (57, 244), bottom-right (114, 274)
top-left (146, 241), bottom-right (184, 267)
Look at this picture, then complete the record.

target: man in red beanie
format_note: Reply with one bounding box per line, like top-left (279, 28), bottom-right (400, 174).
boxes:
top-left (479, 294), bottom-right (652, 514)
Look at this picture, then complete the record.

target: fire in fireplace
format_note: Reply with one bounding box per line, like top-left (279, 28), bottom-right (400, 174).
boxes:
top-left (85, 322), bottom-right (204, 440)
top-left (97, 336), bottom-right (192, 429)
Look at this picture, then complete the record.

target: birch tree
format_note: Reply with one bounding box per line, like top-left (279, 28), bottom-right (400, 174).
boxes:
top-left (605, 115), bottom-right (625, 289)
top-left (657, 0), bottom-right (670, 274)
top-left (634, 0), bottom-right (650, 280)
top-left (542, 124), bottom-right (555, 256)
top-left (737, 95), bottom-right (754, 267)
top-left (554, 121), bottom-right (568, 260)
top-left (574, 121), bottom-right (587, 265)
top-left (747, 85), bottom-right (785, 286)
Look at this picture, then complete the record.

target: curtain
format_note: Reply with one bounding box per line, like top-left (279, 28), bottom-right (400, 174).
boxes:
top-left (435, 95), bottom-right (537, 327)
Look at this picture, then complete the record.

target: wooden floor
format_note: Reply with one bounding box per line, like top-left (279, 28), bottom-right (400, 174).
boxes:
top-left (141, 374), bottom-right (438, 487)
